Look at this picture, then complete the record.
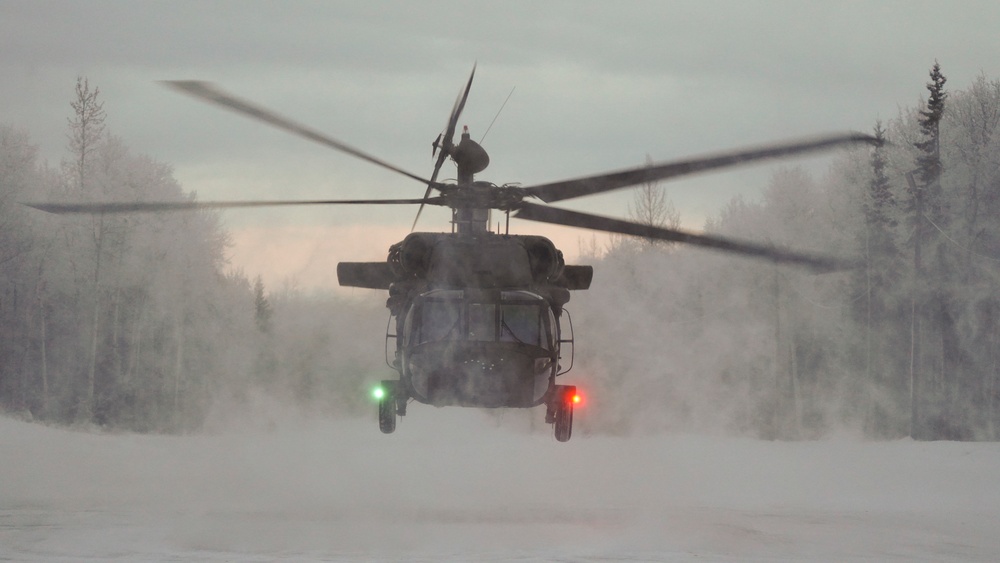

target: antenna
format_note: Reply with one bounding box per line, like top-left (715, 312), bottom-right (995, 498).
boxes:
top-left (479, 86), bottom-right (515, 144)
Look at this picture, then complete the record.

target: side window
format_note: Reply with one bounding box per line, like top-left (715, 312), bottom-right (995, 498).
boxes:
top-left (542, 307), bottom-right (557, 350)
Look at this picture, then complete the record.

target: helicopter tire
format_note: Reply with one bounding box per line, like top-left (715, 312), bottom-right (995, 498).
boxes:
top-left (378, 380), bottom-right (397, 434)
top-left (554, 401), bottom-right (573, 442)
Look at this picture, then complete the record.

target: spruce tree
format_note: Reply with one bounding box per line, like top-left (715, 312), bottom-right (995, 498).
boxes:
top-left (859, 121), bottom-right (905, 436)
top-left (914, 61), bottom-right (947, 222)
top-left (910, 61), bottom-right (961, 439)
top-left (253, 276), bottom-right (273, 334)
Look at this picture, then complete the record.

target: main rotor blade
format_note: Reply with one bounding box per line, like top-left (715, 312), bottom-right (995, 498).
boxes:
top-left (512, 202), bottom-right (856, 272)
top-left (523, 133), bottom-right (878, 203)
top-left (413, 64), bottom-right (477, 232)
top-left (411, 162), bottom-right (444, 231)
top-left (23, 197), bottom-right (441, 215)
top-left (443, 63), bottom-right (476, 153)
top-left (162, 81), bottom-right (431, 186)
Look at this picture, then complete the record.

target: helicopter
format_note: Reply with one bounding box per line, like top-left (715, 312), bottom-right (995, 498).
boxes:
top-left (26, 66), bottom-right (875, 442)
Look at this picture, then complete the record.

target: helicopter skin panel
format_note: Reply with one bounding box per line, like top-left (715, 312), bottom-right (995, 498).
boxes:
top-left (556, 265), bottom-right (594, 290)
top-left (406, 341), bottom-right (552, 408)
top-left (426, 238), bottom-right (534, 288)
top-left (337, 262), bottom-right (397, 289)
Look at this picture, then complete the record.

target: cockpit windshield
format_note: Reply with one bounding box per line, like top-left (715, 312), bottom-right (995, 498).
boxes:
top-left (408, 290), bottom-right (554, 349)
top-left (499, 299), bottom-right (543, 346)
top-left (418, 292), bottom-right (462, 342)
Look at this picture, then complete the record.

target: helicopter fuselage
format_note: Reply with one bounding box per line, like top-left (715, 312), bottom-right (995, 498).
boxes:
top-left (400, 287), bottom-right (557, 408)
top-left (338, 231), bottom-right (592, 409)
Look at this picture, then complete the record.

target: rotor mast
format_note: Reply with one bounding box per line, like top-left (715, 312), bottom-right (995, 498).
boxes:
top-left (450, 126), bottom-right (491, 234)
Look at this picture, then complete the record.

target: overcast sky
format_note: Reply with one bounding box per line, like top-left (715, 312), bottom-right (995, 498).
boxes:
top-left (3, 0), bottom-right (1000, 290)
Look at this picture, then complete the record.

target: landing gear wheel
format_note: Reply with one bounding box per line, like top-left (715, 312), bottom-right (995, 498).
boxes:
top-left (547, 384), bottom-right (576, 442)
top-left (378, 380), bottom-right (398, 434)
top-left (554, 401), bottom-right (573, 442)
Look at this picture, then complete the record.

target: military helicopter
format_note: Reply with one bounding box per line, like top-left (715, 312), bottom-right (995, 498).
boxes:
top-left (27, 66), bottom-right (874, 442)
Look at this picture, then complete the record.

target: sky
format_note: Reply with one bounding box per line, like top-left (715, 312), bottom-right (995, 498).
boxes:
top-left (3, 0), bottom-right (1000, 290)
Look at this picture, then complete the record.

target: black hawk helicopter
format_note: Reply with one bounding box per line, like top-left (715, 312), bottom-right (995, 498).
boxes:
top-left (26, 66), bottom-right (874, 442)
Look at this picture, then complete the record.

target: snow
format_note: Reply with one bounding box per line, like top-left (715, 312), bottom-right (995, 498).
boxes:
top-left (3, 410), bottom-right (1000, 561)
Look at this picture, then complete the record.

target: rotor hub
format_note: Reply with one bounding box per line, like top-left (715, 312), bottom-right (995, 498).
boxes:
top-left (452, 126), bottom-right (490, 183)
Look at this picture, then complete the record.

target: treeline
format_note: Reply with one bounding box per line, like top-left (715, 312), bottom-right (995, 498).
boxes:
top-left (0, 78), bottom-right (384, 431)
top-left (573, 64), bottom-right (1000, 440)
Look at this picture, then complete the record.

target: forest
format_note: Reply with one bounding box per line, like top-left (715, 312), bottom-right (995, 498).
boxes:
top-left (2, 65), bottom-right (999, 440)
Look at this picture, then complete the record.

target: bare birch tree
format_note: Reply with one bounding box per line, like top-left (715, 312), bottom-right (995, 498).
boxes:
top-left (626, 155), bottom-right (681, 246)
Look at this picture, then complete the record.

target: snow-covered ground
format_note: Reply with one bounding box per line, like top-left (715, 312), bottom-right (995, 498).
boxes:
top-left (3, 409), bottom-right (1000, 562)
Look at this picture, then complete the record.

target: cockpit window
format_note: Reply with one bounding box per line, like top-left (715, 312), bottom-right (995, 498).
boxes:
top-left (500, 303), bottom-right (541, 346)
top-left (468, 303), bottom-right (494, 341)
top-left (410, 289), bottom-right (554, 349)
top-left (417, 295), bottom-right (461, 344)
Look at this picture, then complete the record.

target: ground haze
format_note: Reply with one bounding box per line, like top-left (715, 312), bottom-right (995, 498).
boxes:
top-left (3, 411), bottom-right (999, 561)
